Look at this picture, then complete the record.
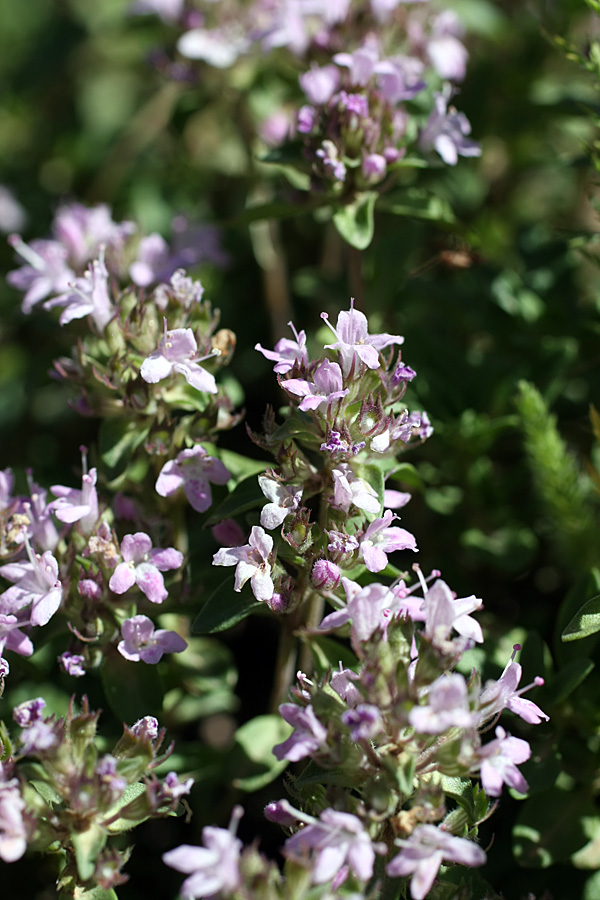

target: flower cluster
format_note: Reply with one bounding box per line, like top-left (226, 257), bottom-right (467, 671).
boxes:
top-left (148, 0), bottom-right (479, 196)
top-left (213, 301), bottom-right (424, 608)
top-left (1, 697), bottom-right (192, 893)
top-left (0, 448), bottom-right (188, 676)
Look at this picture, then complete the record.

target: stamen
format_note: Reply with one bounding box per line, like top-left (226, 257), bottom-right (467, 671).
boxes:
top-left (8, 234), bottom-right (45, 270)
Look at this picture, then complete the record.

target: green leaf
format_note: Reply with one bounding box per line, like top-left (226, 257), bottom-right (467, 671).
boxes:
top-left (258, 144), bottom-right (311, 190)
top-left (218, 450), bottom-right (268, 483)
top-left (548, 658), bottom-right (595, 701)
top-left (379, 190), bottom-right (456, 223)
top-left (355, 462), bottom-right (385, 509)
top-left (30, 779), bottom-right (64, 807)
top-left (232, 715), bottom-right (292, 792)
top-left (103, 782), bottom-right (150, 833)
top-left (192, 577), bottom-right (264, 634)
top-left (562, 594), bottom-right (600, 641)
top-left (101, 652), bottom-right (164, 723)
top-left (332, 192), bottom-right (377, 250)
top-left (513, 788), bottom-right (595, 867)
top-left (307, 635), bottom-right (359, 678)
top-left (71, 823), bottom-right (106, 881)
top-left (99, 418), bottom-right (149, 476)
top-left (206, 476), bottom-right (264, 526)
top-left (440, 776), bottom-right (476, 821)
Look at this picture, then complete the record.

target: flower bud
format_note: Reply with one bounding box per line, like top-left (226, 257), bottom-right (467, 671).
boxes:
top-left (311, 559), bottom-right (341, 591)
top-left (264, 799), bottom-right (298, 826)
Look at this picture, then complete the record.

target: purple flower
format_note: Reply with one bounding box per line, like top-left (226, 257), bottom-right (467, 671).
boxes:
top-left (44, 254), bottom-right (113, 330)
top-left (299, 64), bottom-right (340, 104)
top-left (52, 201), bottom-right (134, 267)
top-left (315, 140), bottom-right (346, 182)
top-left (297, 105), bottom-right (316, 134)
top-left (392, 363), bottom-right (417, 384)
top-left (58, 652), bottom-right (86, 677)
top-left (326, 530), bottom-right (359, 559)
top-left (178, 26), bottom-right (250, 68)
top-left (273, 703), bottom-right (328, 762)
top-left (163, 812), bottom-right (243, 900)
top-left (131, 716), bottom-right (159, 741)
top-left (0, 540), bottom-right (63, 627)
top-left (118, 614), bottom-right (187, 663)
top-left (359, 509), bottom-right (417, 572)
top-left (332, 463), bottom-right (380, 515)
top-left (330, 666), bottom-right (362, 707)
top-left (7, 235), bottom-right (74, 313)
top-left (311, 559), bottom-right (341, 591)
top-left (20, 474), bottom-right (59, 553)
top-left (427, 11), bottom-right (468, 82)
top-left (130, 0), bottom-right (185, 24)
top-left (13, 697), bottom-right (46, 728)
top-left (476, 726), bottom-right (531, 797)
top-left (141, 321), bottom-right (218, 394)
top-left (419, 92), bottom-right (481, 166)
top-left (0, 658), bottom-right (8, 679)
top-left (255, 321), bottom-right (308, 374)
top-left (283, 359), bottom-right (349, 412)
top-left (50, 448), bottom-right (99, 536)
top-left (258, 476), bottom-right (303, 530)
top-left (212, 519), bottom-right (246, 548)
top-left (0, 469), bottom-right (14, 511)
top-left (409, 673), bottom-right (477, 734)
top-left (0, 779), bottom-right (28, 863)
top-left (341, 704), bottom-right (383, 742)
top-left (320, 579), bottom-right (399, 641)
top-left (422, 578), bottom-right (483, 649)
top-left (478, 646), bottom-right (548, 726)
top-left (162, 771), bottom-right (194, 800)
top-left (156, 445), bottom-right (231, 513)
top-left (337, 90), bottom-right (370, 118)
top-left (109, 533), bottom-right (183, 604)
top-left (386, 825), bottom-right (486, 899)
top-left (321, 300), bottom-right (403, 377)
top-left (0, 615), bottom-right (34, 657)
top-left (212, 525), bottom-right (274, 602)
top-left (362, 153), bottom-right (387, 181)
top-left (333, 45), bottom-right (379, 86)
top-left (284, 808), bottom-right (385, 884)
top-left (19, 718), bottom-right (58, 755)
top-left (129, 233), bottom-right (170, 286)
